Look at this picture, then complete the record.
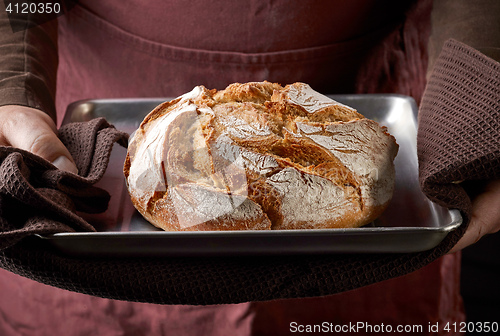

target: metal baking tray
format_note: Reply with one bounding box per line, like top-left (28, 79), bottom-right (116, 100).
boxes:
top-left (38, 94), bottom-right (461, 256)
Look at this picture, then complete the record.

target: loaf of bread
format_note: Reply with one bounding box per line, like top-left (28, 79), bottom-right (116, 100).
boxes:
top-left (124, 82), bottom-right (399, 231)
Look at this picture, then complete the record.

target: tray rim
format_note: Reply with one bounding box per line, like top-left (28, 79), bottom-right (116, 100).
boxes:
top-left (42, 209), bottom-right (461, 239)
top-left (45, 94), bottom-right (463, 255)
top-left (63, 93), bottom-right (420, 126)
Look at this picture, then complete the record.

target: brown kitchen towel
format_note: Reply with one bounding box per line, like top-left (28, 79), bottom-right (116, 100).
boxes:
top-left (0, 117), bottom-right (129, 250)
top-left (418, 39), bottom-right (500, 224)
top-left (0, 39), bottom-right (498, 305)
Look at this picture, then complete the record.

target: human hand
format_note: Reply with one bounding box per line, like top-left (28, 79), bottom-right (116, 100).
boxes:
top-left (0, 105), bottom-right (78, 174)
top-left (449, 179), bottom-right (500, 253)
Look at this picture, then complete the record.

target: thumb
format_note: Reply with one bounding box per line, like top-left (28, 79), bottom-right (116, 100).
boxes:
top-left (51, 155), bottom-right (79, 173)
top-left (449, 180), bottom-right (500, 253)
top-left (0, 106), bottom-right (79, 174)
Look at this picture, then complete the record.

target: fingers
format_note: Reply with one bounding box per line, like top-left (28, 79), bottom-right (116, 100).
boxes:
top-left (449, 179), bottom-right (500, 253)
top-left (0, 105), bottom-right (78, 174)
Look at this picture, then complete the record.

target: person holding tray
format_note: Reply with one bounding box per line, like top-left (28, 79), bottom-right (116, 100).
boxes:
top-left (0, 0), bottom-right (498, 334)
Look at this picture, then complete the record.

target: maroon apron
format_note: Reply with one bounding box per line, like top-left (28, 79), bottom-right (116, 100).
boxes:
top-left (0, 1), bottom-right (465, 335)
top-left (54, 0), bottom-right (429, 122)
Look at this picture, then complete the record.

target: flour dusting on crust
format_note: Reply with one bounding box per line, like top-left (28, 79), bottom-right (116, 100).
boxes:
top-left (124, 82), bottom-right (398, 231)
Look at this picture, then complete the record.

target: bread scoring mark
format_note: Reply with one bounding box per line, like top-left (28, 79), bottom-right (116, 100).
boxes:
top-left (267, 167), bottom-right (350, 228)
top-left (305, 119), bottom-right (398, 206)
top-left (278, 83), bottom-right (355, 114)
top-left (218, 113), bottom-right (272, 138)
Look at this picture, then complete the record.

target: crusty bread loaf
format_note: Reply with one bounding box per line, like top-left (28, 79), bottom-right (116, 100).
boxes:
top-left (124, 82), bottom-right (399, 231)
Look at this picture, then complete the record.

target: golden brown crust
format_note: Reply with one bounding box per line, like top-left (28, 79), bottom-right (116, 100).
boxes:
top-left (124, 82), bottom-right (399, 231)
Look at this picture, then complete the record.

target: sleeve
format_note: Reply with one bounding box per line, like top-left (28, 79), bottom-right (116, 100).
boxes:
top-left (0, 1), bottom-right (59, 121)
top-left (427, 0), bottom-right (500, 73)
